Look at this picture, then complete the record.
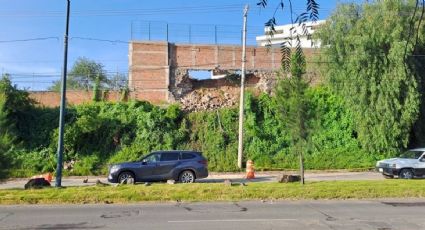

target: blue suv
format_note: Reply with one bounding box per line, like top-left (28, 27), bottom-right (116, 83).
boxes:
top-left (108, 150), bottom-right (208, 184)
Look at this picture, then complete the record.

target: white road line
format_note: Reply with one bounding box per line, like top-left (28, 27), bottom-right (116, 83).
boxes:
top-left (168, 218), bottom-right (298, 223)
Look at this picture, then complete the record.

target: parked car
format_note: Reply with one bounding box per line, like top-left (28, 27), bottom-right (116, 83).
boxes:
top-left (108, 150), bottom-right (208, 184)
top-left (376, 148), bottom-right (425, 179)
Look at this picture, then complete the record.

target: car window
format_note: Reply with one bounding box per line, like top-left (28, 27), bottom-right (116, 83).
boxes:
top-left (400, 150), bottom-right (424, 159)
top-left (181, 152), bottom-right (196, 160)
top-left (144, 153), bottom-right (160, 163)
top-left (160, 152), bottom-right (179, 161)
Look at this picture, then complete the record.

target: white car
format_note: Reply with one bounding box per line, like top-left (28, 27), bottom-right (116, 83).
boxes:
top-left (376, 148), bottom-right (425, 179)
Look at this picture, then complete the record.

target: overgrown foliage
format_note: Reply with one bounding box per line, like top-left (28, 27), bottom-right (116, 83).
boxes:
top-left (316, 0), bottom-right (425, 155)
top-left (0, 93), bottom-right (13, 178)
top-left (2, 83), bottom-right (370, 177)
top-left (0, 75), bottom-right (35, 178)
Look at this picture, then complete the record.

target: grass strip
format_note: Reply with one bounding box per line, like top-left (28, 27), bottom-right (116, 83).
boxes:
top-left (1, 180), bottom-right (425, 205)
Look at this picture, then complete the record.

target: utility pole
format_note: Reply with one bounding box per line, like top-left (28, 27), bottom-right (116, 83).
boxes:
top-left (55, 0), bottom-right (70, 187)
top-left (237, 5), bottom-right (249, 169)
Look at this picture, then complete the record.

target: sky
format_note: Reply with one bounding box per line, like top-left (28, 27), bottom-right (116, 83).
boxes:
top-left (0, 0), bottom-right (359, 90)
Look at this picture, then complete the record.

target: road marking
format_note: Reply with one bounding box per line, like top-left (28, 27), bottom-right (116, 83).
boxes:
top-left (168, 218), bottom-right (298, 223)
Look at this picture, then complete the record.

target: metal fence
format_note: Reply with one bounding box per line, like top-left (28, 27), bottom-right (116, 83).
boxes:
top-left (5, 72), bottom-right (129, 92)
top-left (131, 21), bottom-right (265, 45)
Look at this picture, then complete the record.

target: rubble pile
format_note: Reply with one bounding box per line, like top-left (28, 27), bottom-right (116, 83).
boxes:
top-left (180, 87), bottom-right (238, 112)
top-left (169, 68), bottom-right (278, 112)
top-left (169, 69), bottom-right (193, 101)
top-left (252, 71), bottom-right (276, 94)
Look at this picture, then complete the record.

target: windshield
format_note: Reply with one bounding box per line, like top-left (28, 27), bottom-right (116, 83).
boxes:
top-left (400, 150), bottom-right (424, 159)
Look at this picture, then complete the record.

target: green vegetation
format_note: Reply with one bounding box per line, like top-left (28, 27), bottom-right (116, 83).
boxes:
top-left (276, 52), bottom-right (310, 183)
top-left (316, 0), bottom-right (425, 155)
top-left (2, 1), bottom-right (425, 178)
top-left (0, 71), bottom-right (368, 176)
top-left (49, 57), bottom-right (109, 91)
top-left (1, 180), bottom-right (425, 204)
top-left (0, 93), bottom-right (13, 178)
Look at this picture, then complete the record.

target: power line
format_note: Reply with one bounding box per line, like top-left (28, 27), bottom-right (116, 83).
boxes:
top-left (70, 37), bottom-right (129, 44)
top-left (0, 37), bottom-right (59, 43)
top-left (0, 4), bottom-right (246, 17)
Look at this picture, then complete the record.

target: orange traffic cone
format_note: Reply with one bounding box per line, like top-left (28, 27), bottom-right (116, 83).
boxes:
top-left (246, 160), bottom-right (255, 179)
top-left (43, 173), bottom-right (53, 183)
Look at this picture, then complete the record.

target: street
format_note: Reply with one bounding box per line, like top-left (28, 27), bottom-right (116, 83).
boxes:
top-left (1, 200), bottom-right (424, 229)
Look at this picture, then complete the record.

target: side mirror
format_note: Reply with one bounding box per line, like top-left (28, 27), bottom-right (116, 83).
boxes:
top-left (142, 160), bottom-right (147, 165)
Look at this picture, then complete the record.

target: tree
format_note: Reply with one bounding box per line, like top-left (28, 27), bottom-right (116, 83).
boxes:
top-left (0, 74), bottom-right (34, 138)
top-left (316, 1), bottom-right (425, 155)
top-left (0, 75), bottom-right (21, 178)
top-left (49, 57), bottom-right (108, 91)
top-left (276, 53), bottom-right (310, 184)
top-left (0, 92), bottom-right (13, 178)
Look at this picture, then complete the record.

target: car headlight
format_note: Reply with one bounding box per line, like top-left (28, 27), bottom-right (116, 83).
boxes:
top-left (110, 165), bottom-right (119, 173)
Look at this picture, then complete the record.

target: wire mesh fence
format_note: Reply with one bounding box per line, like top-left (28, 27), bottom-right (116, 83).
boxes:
top-left (4, 73), bottom-right (130, 92)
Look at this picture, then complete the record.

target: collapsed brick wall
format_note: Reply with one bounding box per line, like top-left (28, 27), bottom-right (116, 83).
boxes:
top-left (32, 42), bottom-right (320, 109)
top-left (172, 70), bottom-right (275, 112)
top-left (129, 41), bottom-right (319, 111)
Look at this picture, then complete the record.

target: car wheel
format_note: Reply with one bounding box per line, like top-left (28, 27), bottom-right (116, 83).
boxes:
top-left (383, 174), bottom-right (394, 179)
top-left (118, 171), bottom-right (135, 184)
top-left (399, 169), bottom-right (414, 179)
top-left (179, 170), bottom-right (195, 183)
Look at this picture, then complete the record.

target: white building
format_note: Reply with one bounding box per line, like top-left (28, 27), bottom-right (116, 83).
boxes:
top-left (256, 20), bottom-right (326, 48)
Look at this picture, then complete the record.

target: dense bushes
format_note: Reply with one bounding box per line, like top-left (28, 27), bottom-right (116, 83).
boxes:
top-left (1, 73), bottom-right (377, 176)
top-left (0, 75), bottom-right (35, 178)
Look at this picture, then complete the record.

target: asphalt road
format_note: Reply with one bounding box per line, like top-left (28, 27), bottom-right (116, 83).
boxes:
top-left (0, 171), bottom-right (383, 189)
top-left (1, 200), bottom-right (424, 229)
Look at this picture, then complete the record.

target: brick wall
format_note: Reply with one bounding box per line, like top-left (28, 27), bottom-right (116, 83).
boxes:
top-left (129, 41), bottom-right (319, 103)
top-left (29, 91), bottom-right (126, 107)
top-left (32, 42), bottom-right (319, 107)
top-left (168, 43), bottom-right (288, 70)
top-left (129, 41), bottom-right (170, 103)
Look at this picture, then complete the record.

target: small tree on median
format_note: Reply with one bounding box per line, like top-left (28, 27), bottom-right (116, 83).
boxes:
top-left (276, 52), bottom-right (310, 184)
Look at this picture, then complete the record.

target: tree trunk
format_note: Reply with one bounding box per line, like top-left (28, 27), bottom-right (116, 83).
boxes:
top-left (299, 151), bottom-right (305, 185)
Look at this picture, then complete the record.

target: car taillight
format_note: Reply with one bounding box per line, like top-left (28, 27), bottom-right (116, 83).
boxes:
top-left (198, 160), bottom-right (208, 165)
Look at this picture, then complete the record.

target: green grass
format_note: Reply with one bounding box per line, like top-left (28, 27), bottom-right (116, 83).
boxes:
top-left (1, 180), bottom-right (425, 205)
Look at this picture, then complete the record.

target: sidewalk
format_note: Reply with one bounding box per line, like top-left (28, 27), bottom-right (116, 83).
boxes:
top-left (0, 171), bottom-right (382, 190)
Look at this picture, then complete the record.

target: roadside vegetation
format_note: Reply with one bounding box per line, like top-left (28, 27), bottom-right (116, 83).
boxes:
top-left (1, 1), bottom-right (425, 178)
top-left (0, 74), bottom-right (370, 177)
top-left (1, 180), bottom-right (425, 205)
